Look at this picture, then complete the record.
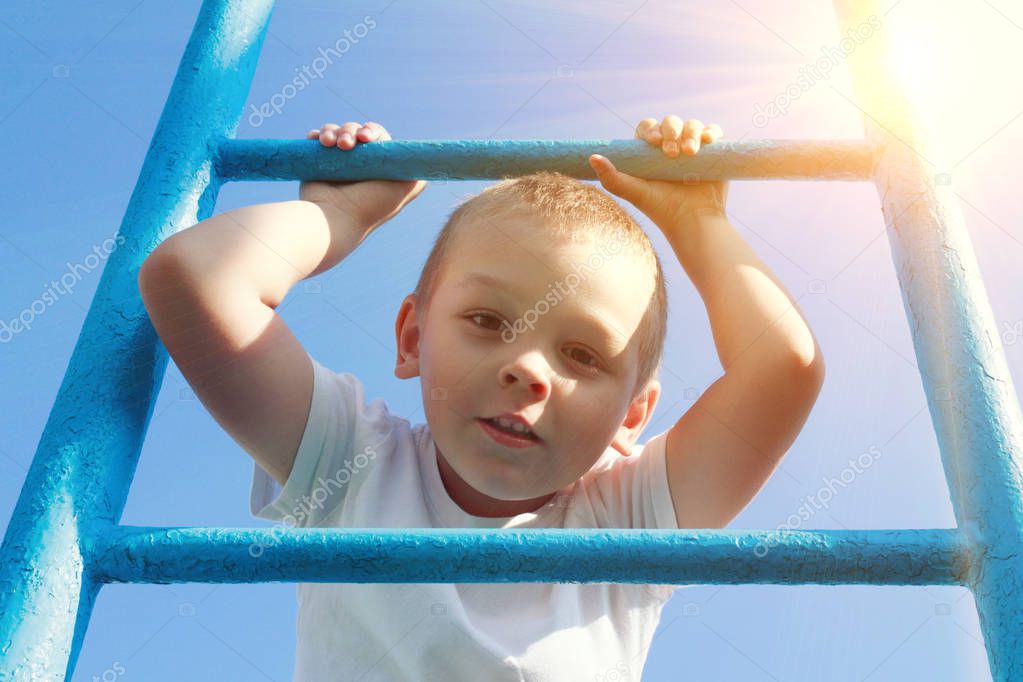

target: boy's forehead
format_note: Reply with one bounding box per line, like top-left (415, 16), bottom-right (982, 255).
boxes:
top-left (450, 210), bottom-right (554, 254)
top-left (443, 219), bottom-right (648, 298)
top-left (451, 214), bottom-right (611, 269)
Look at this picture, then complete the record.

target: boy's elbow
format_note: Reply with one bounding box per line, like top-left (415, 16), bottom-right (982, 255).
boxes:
top-left (138, 244), bottom-right (167, 295)
top-left (138, 238), bottom-right (206, 312)
top-left (789, 328), bottom-right (825, 378)
top-left (796, 345), bottom-right (825, 400)
top-left (139, 240), bottom-right (181, 296)
top-left (778, 338), bottom-right (825, 392)
top-left (808, 337), bottom-right (825, 379)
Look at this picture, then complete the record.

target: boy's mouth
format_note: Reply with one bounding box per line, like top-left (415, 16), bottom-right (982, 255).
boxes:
top-left (477, 417), bottom-right (541, 446)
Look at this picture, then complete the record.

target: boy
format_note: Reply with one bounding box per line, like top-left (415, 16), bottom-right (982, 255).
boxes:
top-left (138, 115), bottom-right (825, 681)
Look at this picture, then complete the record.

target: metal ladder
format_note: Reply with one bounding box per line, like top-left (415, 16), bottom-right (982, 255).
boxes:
top-left (2, 0), bottom-right (1021, 679)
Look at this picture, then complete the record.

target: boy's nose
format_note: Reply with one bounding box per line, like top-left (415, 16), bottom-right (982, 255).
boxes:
top-left (498, 355), bottom-right (551, 399)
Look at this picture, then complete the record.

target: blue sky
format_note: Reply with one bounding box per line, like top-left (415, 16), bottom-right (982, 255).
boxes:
top-left (2, 1), bottom-right (1022, 680)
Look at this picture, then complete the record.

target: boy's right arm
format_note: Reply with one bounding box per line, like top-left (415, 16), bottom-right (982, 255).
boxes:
top-left (138, 121), bottom-right (425, 487)
top-left (138, 200), bottom-right (366, 487)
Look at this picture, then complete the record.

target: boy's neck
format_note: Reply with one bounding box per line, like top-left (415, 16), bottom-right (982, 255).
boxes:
top-left (435, 448), bottom-right (556, 518)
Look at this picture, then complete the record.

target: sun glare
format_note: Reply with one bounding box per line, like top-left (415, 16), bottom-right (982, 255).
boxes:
top-left (882, 1), bottom-right (1022, 169)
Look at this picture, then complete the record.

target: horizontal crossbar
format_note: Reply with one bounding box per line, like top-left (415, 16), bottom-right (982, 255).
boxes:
top-left (213, 138), bottom-right (878, 182)
top-left (88, 526), bottom-right (969, 586)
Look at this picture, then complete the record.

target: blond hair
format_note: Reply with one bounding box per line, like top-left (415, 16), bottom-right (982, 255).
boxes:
top-left (413, 171), bottom-right (668, 399)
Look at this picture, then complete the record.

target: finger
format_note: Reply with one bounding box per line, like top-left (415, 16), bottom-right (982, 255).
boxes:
top-left (701, 123), bottom-right (723, 143)
top-left (336, 122), bottom-right (363, 149)
top-left (320, 122), bottom-right (360, 147)
top-left (681, 119), bottom-right (705, 154)
top-left (367, 121), bottom-right (392, 141)
top-left (589, 154), bottom-right (650, 207)
top-left (319, 123), bottom-right (342, 146)
top-left (635, 118), bottom-right (661, 145)
top-left (404, 179), bottom-right (428, 202)
top-left (306, 129), bottom-right (320, 140)
top-left (660, 115), bottom-right (684, 157)
top-left (356, 121), bottom-right (388, 142)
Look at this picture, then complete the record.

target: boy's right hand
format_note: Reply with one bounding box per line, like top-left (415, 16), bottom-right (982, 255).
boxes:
top-left (299, 121), bottom-right (427, 233)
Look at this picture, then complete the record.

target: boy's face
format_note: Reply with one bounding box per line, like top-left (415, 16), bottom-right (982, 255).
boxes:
top-left (394, 211), bottom-right (661, 515)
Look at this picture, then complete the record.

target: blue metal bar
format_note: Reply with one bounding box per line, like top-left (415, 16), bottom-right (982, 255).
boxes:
top-left (214, 137), bottom-right (878, 182)
top-left (88, 526), bottom-right (969, 586)
top-left (834, 1), bottom-right (1023, 680)
top-left (0, 1), bottom-right (275, 679)
top-left (0, 0), bottom-right (1010, 677)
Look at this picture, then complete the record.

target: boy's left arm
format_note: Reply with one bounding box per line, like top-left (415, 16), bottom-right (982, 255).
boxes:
top-left (590, 116), bottom-right (825, 529)
top-left (657, 208), bottom-right (825, 529)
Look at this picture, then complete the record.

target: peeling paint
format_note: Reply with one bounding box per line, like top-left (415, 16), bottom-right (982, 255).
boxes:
top-left (0, 1), bottom-right (275, 678)
top-left (1, 1), bottom-right (1020, 680)
top-left (835, 1), bottom-right (1023, 679)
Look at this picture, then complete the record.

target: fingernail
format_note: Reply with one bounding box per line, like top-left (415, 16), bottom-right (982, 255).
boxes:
top-left (664, 141), bottom-right (678, 154)
top-left (686, 139), bottom-right (698, 152)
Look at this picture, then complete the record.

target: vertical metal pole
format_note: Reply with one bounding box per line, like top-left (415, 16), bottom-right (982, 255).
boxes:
top-left (833, 2), bottom-right (1023, 679)
top-left (0, 0), bottom-right (274, 678)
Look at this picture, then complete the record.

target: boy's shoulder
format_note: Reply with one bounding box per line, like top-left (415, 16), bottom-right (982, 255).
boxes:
top-left (566, 428), bottom-right (677, 530)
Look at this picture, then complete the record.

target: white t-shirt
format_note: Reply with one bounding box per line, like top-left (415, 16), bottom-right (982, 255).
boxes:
top-left (250, 356), bottom-right (683, 682)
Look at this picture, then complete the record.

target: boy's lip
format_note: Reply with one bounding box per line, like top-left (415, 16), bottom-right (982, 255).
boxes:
top-left (486, 412), bottom-right (536, 431)
top-left (478, 412), bottom-right (543, 442)
top-left (477, 418), bottom-right (543, 448)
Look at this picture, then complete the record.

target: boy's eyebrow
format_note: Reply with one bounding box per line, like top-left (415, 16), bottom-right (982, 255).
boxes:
top-left (457, 271), bottom-right (627, 355)
top-left (457, 272), bottom-right (522, 297)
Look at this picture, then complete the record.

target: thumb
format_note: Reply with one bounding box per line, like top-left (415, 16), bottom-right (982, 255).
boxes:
top-left (403, 179), bottom-right (427, 199)
top-left (392, 179), bottom-right (427, 210)
top-left (589, 154), bottom-right (648, 206)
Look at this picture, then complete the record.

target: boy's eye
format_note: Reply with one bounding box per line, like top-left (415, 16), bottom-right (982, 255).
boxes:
top-left (468, 312), bottom-right (601, 372)
top-left (566, 347), bottom-right (599, 369)
top-left (468, 312), bottom-right (505, 331)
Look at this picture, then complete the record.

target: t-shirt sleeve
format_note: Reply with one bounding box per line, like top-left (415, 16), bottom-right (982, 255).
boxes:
top-left (248, 356), bottom-right (394, 528)
top-left (580, 427), bottom-right (679, 530)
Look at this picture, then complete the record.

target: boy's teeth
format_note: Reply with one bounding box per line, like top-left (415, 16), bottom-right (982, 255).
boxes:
top-left (492, 417), bottom-right (533, 436)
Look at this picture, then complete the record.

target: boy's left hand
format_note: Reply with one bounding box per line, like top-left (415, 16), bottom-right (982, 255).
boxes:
top-left (589, 115), bottom-right (728, 229)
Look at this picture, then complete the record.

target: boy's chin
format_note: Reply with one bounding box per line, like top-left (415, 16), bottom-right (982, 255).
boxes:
top-left (464, 468), bottom-right (555, 505)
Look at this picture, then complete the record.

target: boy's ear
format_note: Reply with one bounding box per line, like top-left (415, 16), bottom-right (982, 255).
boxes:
top-left (394, 293), bottom-right (422, 379)
top-left (611, 378), bottom-right (661, 456)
